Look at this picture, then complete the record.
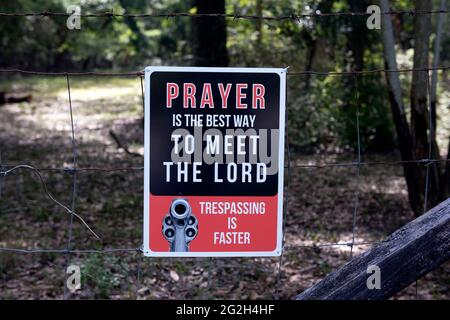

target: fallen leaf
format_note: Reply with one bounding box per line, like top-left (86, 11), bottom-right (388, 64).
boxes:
top-left (170, 270), bottom-right (180, 282)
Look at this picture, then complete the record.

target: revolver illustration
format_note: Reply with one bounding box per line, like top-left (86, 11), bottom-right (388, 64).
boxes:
top-left (162, 198), bottom-right (198, 252)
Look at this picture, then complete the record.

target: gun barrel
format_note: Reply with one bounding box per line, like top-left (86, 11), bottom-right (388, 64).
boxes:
top-left (170, 198), bottom-right (191, 220)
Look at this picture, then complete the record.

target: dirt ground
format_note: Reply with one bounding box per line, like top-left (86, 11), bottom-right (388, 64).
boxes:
top-left (0, 76), bottom-right (448, 299)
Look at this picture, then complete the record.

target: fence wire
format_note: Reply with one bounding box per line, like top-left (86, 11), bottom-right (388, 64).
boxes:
top-left (0, 9), bottom-right (449, 300)
top-left (0, 9), bottom-right (448, 20)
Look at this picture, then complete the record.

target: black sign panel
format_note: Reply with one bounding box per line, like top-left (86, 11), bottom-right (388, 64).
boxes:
top-left (149, 70), bottom-right (282, 196)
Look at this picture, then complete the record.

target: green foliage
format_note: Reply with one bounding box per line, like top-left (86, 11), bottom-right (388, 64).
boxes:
top-left (0, 0), bottom-right (66, 69)
top-left (334, 75), bottom-right (395, 151)
top-left (82, 255), bottom-right (122, 298)
top-left (280, 1), bottom-right (395, 151)
top-left (1, 0), bottom-right (443, 151)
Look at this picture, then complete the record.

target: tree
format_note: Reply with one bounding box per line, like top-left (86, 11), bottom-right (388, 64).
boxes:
top-left (303, 0), bottom-right (336, 90)
top-left (191, 0), bottom-right (228, 66)
top-left (118, 0), bottom-right (148, 51)
top-left (348, 0), bottom-right (368, 72)
top-left (380, 0), bottom-right (450, 215)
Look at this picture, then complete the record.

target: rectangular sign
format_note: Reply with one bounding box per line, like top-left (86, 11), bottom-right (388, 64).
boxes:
top-left (143, 66), bottom-right (286, 257)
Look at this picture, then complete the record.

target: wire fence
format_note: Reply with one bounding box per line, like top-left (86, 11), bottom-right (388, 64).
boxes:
top-left (0, 9), bottom-right (448, 20)
top-left (0, 9), bottom-right (449, 300)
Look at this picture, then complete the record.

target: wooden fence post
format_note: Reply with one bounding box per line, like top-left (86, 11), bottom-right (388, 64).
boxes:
top-left (296, 198), bottom-right (450, 300)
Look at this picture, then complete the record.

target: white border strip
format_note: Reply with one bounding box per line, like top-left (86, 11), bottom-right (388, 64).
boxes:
top-left (143, 66), bottom-right (287, 257)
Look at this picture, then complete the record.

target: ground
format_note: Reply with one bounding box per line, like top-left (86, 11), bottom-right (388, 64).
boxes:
top-left (0, 76), bottom-right (448, 299)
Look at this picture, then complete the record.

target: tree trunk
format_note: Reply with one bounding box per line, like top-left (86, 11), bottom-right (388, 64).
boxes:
top-left (410, 0), bottom-right (441, 210)
top-left (380, 0), bottom-right (423, 215)
top-left (348, 0), bottom-right (367, 72)
top-left (410, 0), bottom-right (431, 162)
top-left (191, 0), bottom-right (228, 67)
top-left (119, 0), bottom-right (148, 51)
top-left (430, 0), bottom-right (450, 199)
top-left (430, 0), bottom-right (446, 138)
top-left (304, 34), bottom-right (317, 91)
top-left (381, 0), bottom-right (445, 215)
top-left (445, 139), bottom-right (450, 197)
top-left (255, 0), bottom-right (262, 45)
top-left (304, 0), bottom-right (335, 90)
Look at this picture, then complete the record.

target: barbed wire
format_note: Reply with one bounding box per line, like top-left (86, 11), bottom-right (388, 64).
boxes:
top-left (0, 247), bottom-right (140, 254)
top-left (1, 165), bottom-right (100, 239)
top-left (1, 158), bottom-right (449, 174)
top-left (0, 66), bottom-right (448, 77)
top-left (0, 9), bottom-right (448, 20)
top-left (0, 69), bottom-right (143, 77)
top-left (0, 241), bottom-right (382, 254)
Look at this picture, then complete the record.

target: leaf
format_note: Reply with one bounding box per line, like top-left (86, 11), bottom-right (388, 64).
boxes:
top-left (170, 270), bottom-right (180, 282)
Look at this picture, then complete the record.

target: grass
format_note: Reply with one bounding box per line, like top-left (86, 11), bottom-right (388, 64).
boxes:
top-left (0, 75), bottom-right (139, 96)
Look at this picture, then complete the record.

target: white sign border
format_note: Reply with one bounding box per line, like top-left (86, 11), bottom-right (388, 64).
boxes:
top-left (143, 66), bottom-right (287, 257)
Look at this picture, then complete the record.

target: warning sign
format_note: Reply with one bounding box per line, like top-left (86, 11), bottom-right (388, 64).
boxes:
top-left (143, 67), bottom-right (286, 257)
